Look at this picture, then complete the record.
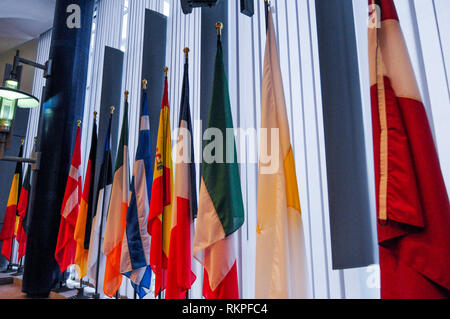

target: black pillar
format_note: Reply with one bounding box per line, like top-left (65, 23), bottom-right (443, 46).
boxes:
top-left (22, 0), bottom-right (94, 297)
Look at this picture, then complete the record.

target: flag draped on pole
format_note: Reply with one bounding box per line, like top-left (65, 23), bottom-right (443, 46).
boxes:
top-left (166, 53), bottom-right (197, 299)
top-left (368, 0), bottom-right (450, 298)
top-left (193, 30), bottom-right (245, 299)
top-left (74, 115), bottom-right (97, 279)
top-left (16, 162), bottom-right (32, 261)
top-left (255, 8), bottom-right (309, 299)
top-left (0, 144), bottom-right (23, 262)
top-left (148, 71), bottom-right (174, 297)
top-left (87, 112), bottom-right (114, 287)
top-left (121, 84), bottom-right (153, 299)
top-left (103, 95), bottom-right (130, 298)
top-left (55, 124), bottom-right (82, 273)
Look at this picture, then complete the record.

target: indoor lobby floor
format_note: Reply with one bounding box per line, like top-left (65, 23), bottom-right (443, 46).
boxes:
top-left (0, 272), bottom-right (69, 299)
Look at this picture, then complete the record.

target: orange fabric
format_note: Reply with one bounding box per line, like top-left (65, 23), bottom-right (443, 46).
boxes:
top-left (103, 237), bottom-right (124, 297)
top-left (103, 193), bottom-right (128, 297)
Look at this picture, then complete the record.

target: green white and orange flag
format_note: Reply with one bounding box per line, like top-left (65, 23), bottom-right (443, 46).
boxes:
top-left (102, 94), bottom-right (130, 297)
top-left (74, 113), bottom-right (98, 279)
top-left (193, 32), bottom-right (245, 299)
top-left (255, 9), bottom-right (309, 299)
top-left (148, 70), bottom-right (174, 297)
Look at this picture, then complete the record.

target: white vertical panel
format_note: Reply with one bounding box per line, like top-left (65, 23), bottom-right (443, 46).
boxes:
top-left (81, 0), bottom-right (123, 175)
top-left (25, 29), bottom-right (52, 157)
top-left (123, 0), bottom-right (152, 165)
top-left (410, 0), bottom-right (450, 193)
top-left (433, 0), bottom-right (450, 91)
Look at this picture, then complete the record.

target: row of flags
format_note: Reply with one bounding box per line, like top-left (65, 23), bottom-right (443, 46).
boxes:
top-left (4, 1), bottom-right (446, 299)
top-left (0, 8), bottom-right (309, 300)
top-left (52, 61), bottom-right (198, 298)
top-left (0, 141), bottom-right (32, 266)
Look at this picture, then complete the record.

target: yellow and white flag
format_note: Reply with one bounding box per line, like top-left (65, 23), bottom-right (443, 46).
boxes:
top-left (255, 8), bottom-right (309, 299)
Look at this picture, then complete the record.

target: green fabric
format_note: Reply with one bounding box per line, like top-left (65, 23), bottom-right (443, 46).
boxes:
top-left (115, 100), bottom-right (129, 172)
top-left (202, 39), bottom-right (245, 237)
top-left (21, 165), bottom-right (31, 234)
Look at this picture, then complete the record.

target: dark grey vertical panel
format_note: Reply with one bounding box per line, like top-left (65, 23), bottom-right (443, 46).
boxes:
top-left (200, 1), bottom-right (228, 138)
top-left (141, 9), bottom-right (167, 170)
top-left (199, 1), bottom-right (228, 189)
top-left (94, 46), bottom-right (124, 198)
top-left (315, 0), bottom-right (375, 269)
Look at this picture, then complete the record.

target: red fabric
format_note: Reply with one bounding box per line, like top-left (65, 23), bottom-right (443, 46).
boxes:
top-left (16, 187), bottom-right (29, 261)
top-left (166, 197), bottom-right (196, 299)
top-left (55, 127), bottom-right (82, 273)
top-left (0, 205), bottom-right (17, 262)
top-left (378, 0), bottom-right (398, 21)
top-left (371, 78), bottom-right (450, 298)
top-left (148, 217), bottom-right (168, 297)
top-left (148, 166), bottom-right (172, 297)
top-left (370, 0), bottom-right (399, 22)
top-left (203, 262), bottom-right (239, 299)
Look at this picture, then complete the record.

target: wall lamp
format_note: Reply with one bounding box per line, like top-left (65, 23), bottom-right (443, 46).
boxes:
top-left (0, 50), bottom-right (51, 164)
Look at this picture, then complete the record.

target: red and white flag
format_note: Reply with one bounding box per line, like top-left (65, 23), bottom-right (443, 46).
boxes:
top-left (55, 124), bottom-right (82, 273)
top-left (369, 0), bottom-right (450, 298)
top-left (166, 58), bottom-right (197, 299)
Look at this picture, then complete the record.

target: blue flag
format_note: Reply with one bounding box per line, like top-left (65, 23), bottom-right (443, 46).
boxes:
top-left (120, 88), bottom-right (153, 298)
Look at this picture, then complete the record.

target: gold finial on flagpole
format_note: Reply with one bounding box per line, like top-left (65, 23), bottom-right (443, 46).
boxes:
top-left (184, 47), bottom-right (190, 61)
top-left (77, 120), bottom-right (82, 127)
top-left (124, 90), bottom-right (129, 101)
top-left (142, 79), bottom-right (148, 90)
top-left (94, 111), bottom-right (98, 119)
top-left (110, 106), bottom-right (115, 114)
top-left (216, 22), bottom-right (223, 37)
top-left (163, 67), bottom-right (169, 77)
top-left (21, 138), bottom-right (24, 145)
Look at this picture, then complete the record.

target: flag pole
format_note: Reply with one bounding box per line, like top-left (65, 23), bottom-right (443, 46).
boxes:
top-left (216, 21), bottom-right (223, 42)
top-left (9, 138), bottom-right (25, 272)
top-left (159, 67), bottom-right (169, 300)
top-left (264, 0), bottom-right (270, 33)
top-left (77, 112), bottom-right (97, 299)
top-left (94, 106), bottom-right (115, 299)
top-left (183, 47), bottom-right (190, 301)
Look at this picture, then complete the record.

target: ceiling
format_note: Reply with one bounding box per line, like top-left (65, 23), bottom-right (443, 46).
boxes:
top-left (0, 0), bottom-right (56, 55)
